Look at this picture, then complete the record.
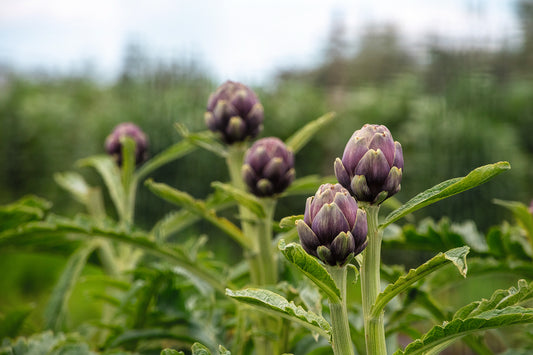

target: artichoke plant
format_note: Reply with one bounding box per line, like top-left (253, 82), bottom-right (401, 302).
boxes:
top-left (335, 124), bottom-right (403, 205)
top-left (205, 81), bottom-right (264, 144)
top-left (242, 137), bottom-right (295, 197)
top-left (105, 122), bottom-right (149, 166)
top-left (297, 183), bottom-right (367, 266)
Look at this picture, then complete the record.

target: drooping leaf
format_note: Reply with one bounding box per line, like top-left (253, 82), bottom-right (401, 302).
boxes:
top-left (54, 172), bottom-right (106, 218)
top-left (78, 155), bottom-right (127, 219)
top-left (211, 181), bottom-right (265, 218)
top-left (285, 112), bottom-right (336, 154)
top-left (226, 288), bottom-right (331, 339)
top-left (146, 179), bottom-right (251, 249)
top-left (372, 246), bottom-right (469, 318)
top-left (44, 242), bottom-right (98, 331)
top-left (278, 240), bottom-right (340, 303)
top-left (382, 162), bottom-right (511, 228)
top-left (394, 306), bottom-right (533, 355)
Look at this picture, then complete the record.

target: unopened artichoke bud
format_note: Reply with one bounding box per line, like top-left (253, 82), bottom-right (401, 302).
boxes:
top-left (297, 183), bottom-right (367, 266)
top-left (105, 122), bottom-right (149, 166)
top-left (335, 124), bottom-right (403, 205)
top-left (205, 81), bottom-right (264, 144)
top-left (242, 137), bottom-right (295, 197)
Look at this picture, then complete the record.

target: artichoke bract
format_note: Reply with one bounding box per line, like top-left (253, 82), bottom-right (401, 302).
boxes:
top-left (297, 183), bottom-right (367, 266)
top-left (242, 137), bottom-right (295, 197)
top-left (205, 81), bottom-right (264, 144)
top-left (335, 124), bottom-right (403, 205)
top-left (105, 122), bottom-right (149, 166)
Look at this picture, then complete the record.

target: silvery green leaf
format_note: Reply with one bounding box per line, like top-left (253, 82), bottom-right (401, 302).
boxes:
top-left (226, 288), bottom-right (331, 340)
top-left (382, 162), bottom-right (511, 228)
top-left (394, 306), bottom-right (533, 355)
top-left (372, 246), bottom-right (469, 318)
top-left (278, 240), bottom-right (340, 303)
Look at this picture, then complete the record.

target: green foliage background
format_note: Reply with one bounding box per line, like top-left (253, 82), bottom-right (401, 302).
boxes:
top-left (2, 2), bottom-right (533, 353)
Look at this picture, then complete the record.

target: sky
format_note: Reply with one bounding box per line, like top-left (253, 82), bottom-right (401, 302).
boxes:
top-left (0, 0), bottom-right (522, 84)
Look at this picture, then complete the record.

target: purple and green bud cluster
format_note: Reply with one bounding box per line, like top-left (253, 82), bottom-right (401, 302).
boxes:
top-left (335, 124), bottom-right (403, 205)
top-left (297, 183), bottom-right (368, 266)
top-left (242, 137), bottom-right (295, 197)
top-left (105, 122), bottom-right (149, 166)
top-left (205, 81), bottom-right (264, 144)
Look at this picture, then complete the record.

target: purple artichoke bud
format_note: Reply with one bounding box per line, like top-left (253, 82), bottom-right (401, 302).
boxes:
top-left (242, 137), bottom-right (295, 197)
top-left (335, 124), bottom-right (403, 205)
top-left (105, 122), bottom-right (149, 166)
top-left (297, 183), bottom-right (367, 266)
top-left (205, 81), bottom-right (264, 144)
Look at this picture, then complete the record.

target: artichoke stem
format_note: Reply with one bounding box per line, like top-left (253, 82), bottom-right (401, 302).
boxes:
top-left (361, 204), bottom-right (387, 355)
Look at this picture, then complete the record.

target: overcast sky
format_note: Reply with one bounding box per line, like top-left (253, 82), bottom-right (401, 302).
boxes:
top-left (0, 0), bottom-right (521, 84)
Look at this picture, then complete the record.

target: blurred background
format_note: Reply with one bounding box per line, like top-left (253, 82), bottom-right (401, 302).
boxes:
top-left (2, 2), bottom-right (533, 352)
top-left (1, 0), bottom-right (532, 231)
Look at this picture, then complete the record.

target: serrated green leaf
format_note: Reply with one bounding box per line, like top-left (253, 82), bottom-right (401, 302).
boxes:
top-left (211, 182), bottom-right (265, 218)
top-left (279, 215), bottom-right (303, 230)
top-left (0, 213), bottom-right (227, 294)
top-left (395, 306), bottom-right (533, 355)
top-left (278, 240), bottom-right (340, 303)
top-left (285, 112), bottom-right (335, 154)
top-left (226, 288), bottom-right (331, 339)
top-left (0, 195), bottom-right (51, 232)
top-left (161, 349), bottom-right (185, 355)
top-left (136, 140), bottom-right (197, 181)
top-left (454, 279), bottom-right (533, 320)
top-left (372, 246), bottom-right (469, 318)
top-left (146, 179), bottom-right (251, 249)
top-left (44, 242), bottom-right (98, 331)
top-left (382, 162), bottom-right (510, 228)
top-left (191, 342), bottom-right (212, 355)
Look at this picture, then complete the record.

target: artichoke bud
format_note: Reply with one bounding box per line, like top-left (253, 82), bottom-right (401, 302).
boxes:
top-left (297, 183), bottom-right (368, 266)
top-left (105, 122), bottom-right (149, 166)
top-left (205, 81), bottom-right (264, 144)
top-left (335, 124), bottom-right (403, 204)
top-left (242, 137), bottom-right (295, 197)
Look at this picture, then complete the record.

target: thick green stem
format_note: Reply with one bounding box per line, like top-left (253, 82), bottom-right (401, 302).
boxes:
top-left (326, 265), bottom-right (354, 355)
top-left (257, 198), bottom-right (277, 285)
top-left (361, 204), bottom-right (387, 355)
top-left (226, 145), bottom-right (279, 355)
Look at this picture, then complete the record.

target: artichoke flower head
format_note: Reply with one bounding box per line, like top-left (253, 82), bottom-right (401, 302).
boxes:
top-left (297, 183), bottom-right (368, 266)
top-left (335, 124), bottom-right (403, 205)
